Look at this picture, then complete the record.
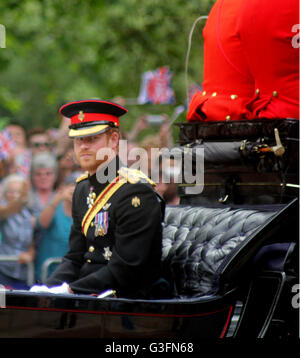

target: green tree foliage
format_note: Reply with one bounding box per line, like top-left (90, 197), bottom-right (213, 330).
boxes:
top-left (0, 0), bottom-right (215, 130)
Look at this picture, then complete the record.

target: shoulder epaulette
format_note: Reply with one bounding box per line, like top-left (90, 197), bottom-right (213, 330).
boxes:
top-left (76, 172), bottom-right (89, 183)
top-left (118, 167), bottom-right (156, 186)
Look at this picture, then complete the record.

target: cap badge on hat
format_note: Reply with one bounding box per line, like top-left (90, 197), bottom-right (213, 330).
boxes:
top-left (78, 111), bottom-right (85, 121)
top-left (59, 99), bottom-right (128, 138)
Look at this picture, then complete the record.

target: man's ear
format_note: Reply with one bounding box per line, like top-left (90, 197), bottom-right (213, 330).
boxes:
top-left (108, 130), bottom-right (119, 151)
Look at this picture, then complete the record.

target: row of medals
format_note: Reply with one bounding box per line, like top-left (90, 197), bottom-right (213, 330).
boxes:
top-left (87, 186), bottom-right (109, 237)
top-left (87, 187), bottom-right (112, 261)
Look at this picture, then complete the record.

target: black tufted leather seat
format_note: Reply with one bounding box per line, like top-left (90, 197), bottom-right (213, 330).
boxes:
top-left (161, 205), bottom-right (278, 298)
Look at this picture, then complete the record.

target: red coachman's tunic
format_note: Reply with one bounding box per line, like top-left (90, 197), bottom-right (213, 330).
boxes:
top-left (187, 0), bottom-right (299, 122)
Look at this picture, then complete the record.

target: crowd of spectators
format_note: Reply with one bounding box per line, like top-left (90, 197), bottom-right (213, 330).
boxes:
top-left (0, 110), bottom-right (180, 289)
top-left (0, 120), bottom-right (82, 289)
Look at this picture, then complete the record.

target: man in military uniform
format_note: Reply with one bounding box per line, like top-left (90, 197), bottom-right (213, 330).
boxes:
top-left (30, 99), bottom-right (165, 298)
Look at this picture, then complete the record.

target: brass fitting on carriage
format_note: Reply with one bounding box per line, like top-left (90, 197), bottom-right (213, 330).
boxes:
top-left (239, 128), bottom-right (285, 159)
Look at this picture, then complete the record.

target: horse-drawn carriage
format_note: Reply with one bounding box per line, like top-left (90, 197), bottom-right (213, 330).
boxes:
top-left (0, 118), bottom-right (298, 339)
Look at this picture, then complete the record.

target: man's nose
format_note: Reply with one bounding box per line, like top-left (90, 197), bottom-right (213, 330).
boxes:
top-left (79, 139), bottom-right (90, 148)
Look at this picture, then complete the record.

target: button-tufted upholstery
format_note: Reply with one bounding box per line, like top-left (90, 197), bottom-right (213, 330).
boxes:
top-left (161, 205), bottom-right (276, 297)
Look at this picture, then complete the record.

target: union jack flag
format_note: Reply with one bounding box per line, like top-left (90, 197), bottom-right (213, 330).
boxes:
top-left (14, 150), bottom-right (32, 178)
top-left (0, 128), bottom-right (16, 160)
top-left (138, 66), bottom-right (175, 105)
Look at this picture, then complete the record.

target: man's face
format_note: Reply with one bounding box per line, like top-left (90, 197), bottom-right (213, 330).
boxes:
top-left (29, 134), bottom-right (51, 154)
top-left (73, 132), bottom-right (118, 175)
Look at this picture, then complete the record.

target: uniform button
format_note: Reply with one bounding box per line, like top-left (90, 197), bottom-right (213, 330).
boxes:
top-left (212, 92), bottom-right (217, 97)
top-left (202, 91), bottom-right (206, 96)
top-left (230, 94), bottom-right (238, 100)
top-left (272, 91), bottom-right (278, 97)
top-left (226, 115), bottom-right (231, 121)
top-left (89, 246), bottom-right (95, 253)
top-left (87, 259), bottom-right (91, 263)
top-left (255, 88), bottom-right (260, 95)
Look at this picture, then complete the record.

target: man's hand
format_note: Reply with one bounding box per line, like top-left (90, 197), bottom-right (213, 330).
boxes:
top-left (19, 180), bottom-right (30, 204)
top-left (18, 251), bottom-right (34, 264)
top-left (29, 282), bottom-right (72, 294)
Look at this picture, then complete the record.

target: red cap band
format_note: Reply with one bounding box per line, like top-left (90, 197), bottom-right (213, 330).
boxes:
top-left (71, 113), bottom-right (119, 126)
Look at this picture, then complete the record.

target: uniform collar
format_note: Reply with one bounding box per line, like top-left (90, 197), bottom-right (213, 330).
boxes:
top-left (88, 155), bottom-right (123, 189)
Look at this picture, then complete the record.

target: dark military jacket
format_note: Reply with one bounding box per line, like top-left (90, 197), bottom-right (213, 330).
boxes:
top-left (46, 156), bottom-right (165, 297)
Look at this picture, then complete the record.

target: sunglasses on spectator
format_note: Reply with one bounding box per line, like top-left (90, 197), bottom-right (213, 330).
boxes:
top-left (30, 142), bottom-right (52, 148)
top-left (33, 171), bottom-right (55, 176)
